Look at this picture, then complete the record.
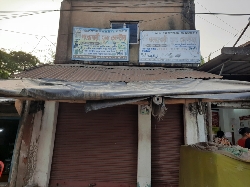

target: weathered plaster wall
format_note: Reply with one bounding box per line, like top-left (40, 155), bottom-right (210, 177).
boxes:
top-left (55, 0), bottom-right (193, 64)
top-left (184, 103), bottom-right (206, 145)
top-left (17, 102), bottom-right (58, 187)
top-left (25, 111), bottom-right (43, 186)
top-left (16, 114), bottom-right (34, 187)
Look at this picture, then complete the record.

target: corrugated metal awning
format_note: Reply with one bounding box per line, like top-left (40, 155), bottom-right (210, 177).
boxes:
top-left (14, 64), bottom-right (222, 82)
top-left (198, 47), bottom-right (250, 77)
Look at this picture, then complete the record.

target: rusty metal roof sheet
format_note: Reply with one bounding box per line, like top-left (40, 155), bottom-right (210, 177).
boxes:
top-left (14, 64), bottom-right (221, 82)
top-left (239, 41), bottom-right (250, 47)
top-left (198, 53), bottom-right (250, 76)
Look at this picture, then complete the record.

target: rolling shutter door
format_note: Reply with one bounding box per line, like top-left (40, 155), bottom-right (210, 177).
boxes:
top-left (152, 104), bottom-right (184, 187)
top-left (50, 103), bottom-right (138, 187)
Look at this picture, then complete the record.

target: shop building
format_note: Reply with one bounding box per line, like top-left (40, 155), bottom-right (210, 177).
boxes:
top-left (1, 1), bottom-right (250, 187)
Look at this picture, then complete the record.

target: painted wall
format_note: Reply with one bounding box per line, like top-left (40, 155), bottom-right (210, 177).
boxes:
top-left (19, 102), bottom-right (59, 187)
top-left (55, 0), bottom-right (194, 64)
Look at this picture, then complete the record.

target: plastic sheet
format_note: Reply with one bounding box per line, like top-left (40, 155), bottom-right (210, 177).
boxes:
top-left (1, 78), bottom-right (250, 101)
top-left (179, 145), bottom-right (250, 187)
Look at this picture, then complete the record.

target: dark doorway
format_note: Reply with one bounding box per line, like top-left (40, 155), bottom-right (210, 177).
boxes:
top-left (0, 119), bottom-right (19, 182)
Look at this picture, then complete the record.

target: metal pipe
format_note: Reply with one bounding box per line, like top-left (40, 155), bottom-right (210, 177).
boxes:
top-left (207, 59), bottom-right (230, 73)
top-left (219, 63), bottom-right (225, 76)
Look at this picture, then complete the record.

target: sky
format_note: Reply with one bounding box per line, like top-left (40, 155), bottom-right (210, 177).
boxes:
top-left (0, 0), bottom-right (250, 63)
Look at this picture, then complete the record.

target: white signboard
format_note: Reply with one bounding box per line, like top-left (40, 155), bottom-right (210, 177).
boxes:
top-left (139, 30), bottom-right (200, 63)
top-left (72, 27), bottom-right (129, 61)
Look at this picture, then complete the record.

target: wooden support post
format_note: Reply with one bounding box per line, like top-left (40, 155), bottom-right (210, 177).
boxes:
top-left (9, 100), bottom-right (31, 187)
top-left (207, 102), bottom-right (213, 142)
top-left (33, 101), bottom-right (59, 187)
top-left (137, 105), bottom-right (151, 187)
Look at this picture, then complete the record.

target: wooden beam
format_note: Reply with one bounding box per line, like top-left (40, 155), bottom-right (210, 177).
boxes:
top-left (15, 99), bottom-right (24, 116)
top-left (0, 113), bottom-right (19, 117)
top-left (1, 97), bottom-right (248, 105)
top-left (221, 47), bottom-right (250, 55)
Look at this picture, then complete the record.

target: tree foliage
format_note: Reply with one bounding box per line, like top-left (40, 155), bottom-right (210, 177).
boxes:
top-left (0, 50), bottom-right (41, 79)
top-left (200, 55), bottom-right (205, 66)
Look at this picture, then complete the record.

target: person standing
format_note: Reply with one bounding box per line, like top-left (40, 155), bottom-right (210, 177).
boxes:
top-left (237, 127), bottom-right (250, 148)
top-left (0, 161), bottom-right (4, 177)
top-left (243, 128), bottom-right (250, 149)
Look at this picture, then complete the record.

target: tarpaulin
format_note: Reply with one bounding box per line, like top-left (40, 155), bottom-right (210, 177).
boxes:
top-left (179, 146), bottom-right (250, 187)
top-left (167, 92), bottom-right (250, 100)
top-left (85, 97), bottom-right (149, 112)
top-left (1, 78), bottom-right (250, 101)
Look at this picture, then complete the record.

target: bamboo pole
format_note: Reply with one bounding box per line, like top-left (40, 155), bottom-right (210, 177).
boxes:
top-left (207, 102), bottom-right (213, 142)
top-left (9, 100), bottom-right (31, 187)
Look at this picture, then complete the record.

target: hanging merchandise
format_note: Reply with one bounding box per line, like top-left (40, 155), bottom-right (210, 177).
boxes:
top-left (151, 96), bottom-right (167, 121)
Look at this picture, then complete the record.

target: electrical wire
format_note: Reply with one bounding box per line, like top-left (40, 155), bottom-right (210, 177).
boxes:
top-left (196, 15), bottom-right (249, 59)
top-left (181, 12), bottom-right (248, 61)
top-left (0, 9), bottom-right (250, 15)
top-left (0, 13), bottom-right (178, 37)
top-left (0, 10), bottom-right (55, 21)
top-left (0, 28), bottom-right (57, 37)
top-left (197, 15), bottom-right (239, 36)
top-left (31, 36), bottom-right (44, 53)
top-left (195, 1), bottom-right (250, 39)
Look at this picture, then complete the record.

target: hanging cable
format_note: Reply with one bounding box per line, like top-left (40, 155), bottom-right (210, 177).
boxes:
top-left (196, 1), bottom-right (250, 36)
top-left (233, 18), bottom-right (250, 47)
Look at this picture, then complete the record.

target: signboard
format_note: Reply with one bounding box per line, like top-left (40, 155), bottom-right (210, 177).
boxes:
top-left (72, 27), bottom-right (129, 61)
top-left (212, 111), bottom-right (220, 134)
top-left (239, 115), bottom-right (250, 128)
top-left (139, 30), bottom-right (200, 63)
top-left (212, 111), bottom-right (219, 127)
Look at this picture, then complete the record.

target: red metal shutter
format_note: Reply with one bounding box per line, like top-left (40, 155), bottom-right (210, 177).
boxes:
top-left (50, 103), bottom-right (138, 187)
top-left (151, 104), bottom-right (184, 187)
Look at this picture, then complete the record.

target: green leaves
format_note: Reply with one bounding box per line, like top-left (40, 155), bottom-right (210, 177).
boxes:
top-left (0, 50), bottom-right (41, 79)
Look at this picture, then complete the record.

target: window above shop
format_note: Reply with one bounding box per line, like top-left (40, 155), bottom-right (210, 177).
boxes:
top-left (111, 22), bottom-right (139, 44)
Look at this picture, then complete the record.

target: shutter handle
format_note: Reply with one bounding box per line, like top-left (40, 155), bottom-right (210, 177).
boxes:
top-left (89, 183), bottom-right (96, 187)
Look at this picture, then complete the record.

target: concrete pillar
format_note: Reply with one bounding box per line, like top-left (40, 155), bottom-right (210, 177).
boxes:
top-left (16, 114), bottom-right (35, 187)
top-left (137, 105), bottom-right (151, 187)
top-left (55, 0), bottom-right (71, 64)
top-left (197, 112), bottom-right (206, 142)
top-left (33, 101), bottom-right (59, 187)
top-left (184, 103), bottom-right (206, 145)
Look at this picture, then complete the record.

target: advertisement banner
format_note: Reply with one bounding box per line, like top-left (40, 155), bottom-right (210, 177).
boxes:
top-left (139, 30), bottom-right (200, 63)
top-left (72, 27), bottom-right (129, 61)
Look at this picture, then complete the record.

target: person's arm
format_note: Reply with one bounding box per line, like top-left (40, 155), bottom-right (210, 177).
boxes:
top-left (245, 138), bottom-right (250, 149)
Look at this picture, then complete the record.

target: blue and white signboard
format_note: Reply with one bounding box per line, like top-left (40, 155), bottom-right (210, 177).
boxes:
top-left (72, 27), bottom-right (129, 61)
top-left (139, 30), bottom-right (200, 63)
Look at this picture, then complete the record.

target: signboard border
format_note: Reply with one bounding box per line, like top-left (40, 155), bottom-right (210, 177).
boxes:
top-left (139, 30), bottom-right (200, 64)
top-left (72, 27), bottom-right (130, 62)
